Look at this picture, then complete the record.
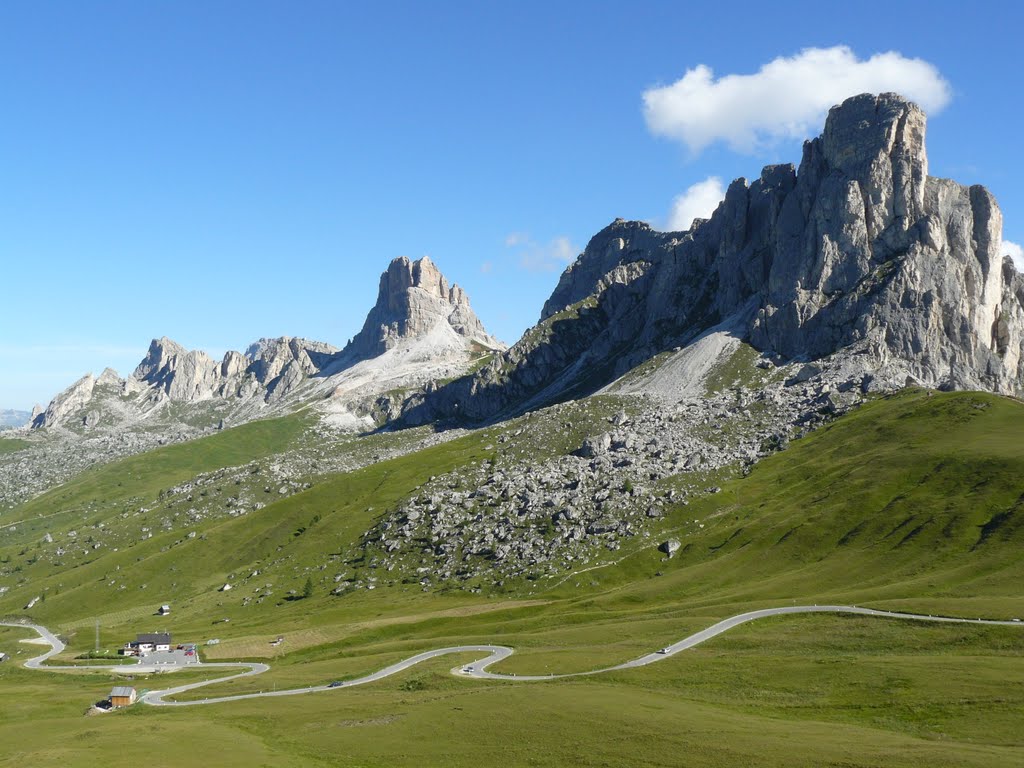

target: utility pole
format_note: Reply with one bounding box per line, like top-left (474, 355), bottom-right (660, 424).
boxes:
top-left (95, 619), bottom-right (100, 653)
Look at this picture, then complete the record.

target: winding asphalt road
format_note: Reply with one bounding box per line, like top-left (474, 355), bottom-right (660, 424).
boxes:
top-left (3, 605), bottom-right (1021, 707)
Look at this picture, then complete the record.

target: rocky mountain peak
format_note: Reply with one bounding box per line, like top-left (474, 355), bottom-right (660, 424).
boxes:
top-left (29, 255), bottom-right (497, 431)
top-left (127, 335), bottom-right (342, 406)
top-left (805, 92), bottom-right (929, 247)
top-left (342, 256), bottom-right (502, 361)
top-left (32, 373), bottom-right (96, 428)
top-left (96, 368), bottom-right (123, 387)
top-left (541, 219), bottom-right (659, 321)
top-left (133, 337), bottom-right (219, 401)
top-left (399, 92), bottom-right (1024, 427)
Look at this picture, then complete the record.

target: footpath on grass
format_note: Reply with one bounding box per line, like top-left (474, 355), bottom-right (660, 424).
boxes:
top-left (3, 605), bottom-right (1021, 707)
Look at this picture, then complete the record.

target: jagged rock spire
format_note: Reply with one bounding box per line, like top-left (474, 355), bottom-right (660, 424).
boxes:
top-left (342, 256), bottom-right (502, 361)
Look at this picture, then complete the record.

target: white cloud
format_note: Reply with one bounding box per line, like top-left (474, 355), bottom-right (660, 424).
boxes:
top-left (643, 46), bottom-right (952, 154)
top-left (667, 176), bottom-right (725, 231)
top-left (505, 234), bottom-right (579, 273)
top-left (480, 260), bottom-right (494, 274)
top-left (1003, 239), bottom-right (1024, 271)
top-left (549, 236), bottom-right (576, 262)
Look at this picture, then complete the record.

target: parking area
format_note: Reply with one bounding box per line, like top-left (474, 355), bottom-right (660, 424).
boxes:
top-left (136, 649), bottom-right (200, 668)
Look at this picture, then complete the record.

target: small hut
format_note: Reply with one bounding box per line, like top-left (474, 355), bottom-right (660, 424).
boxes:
top-left (109, 686), bottom-right (137, 708)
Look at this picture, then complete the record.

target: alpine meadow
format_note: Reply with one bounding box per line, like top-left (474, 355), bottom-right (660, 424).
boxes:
top-left (2, 6), bottom-right (1023, 767)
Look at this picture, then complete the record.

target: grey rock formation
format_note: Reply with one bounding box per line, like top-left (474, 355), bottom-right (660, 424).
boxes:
top-left (131, 335), bottom-right (340, 405)
top-left (540, 220), bottom-right (667, 322)
top-left (359, 366), bottom-right (858, 585)
top-left (33, 373), bottom-right (96, 428)
top-left (749, 94), bottom-right (1018, 392)
top-left (341, 256), bottom-right (502, 363)
top-left (134, 338), bottom-right (222, 401)
top-left (659, 539), bottom-right (681, 557)
top-left (401, 93), bottom-right (1024, 426)
top-left (30, 256), bottom-right (499, 434)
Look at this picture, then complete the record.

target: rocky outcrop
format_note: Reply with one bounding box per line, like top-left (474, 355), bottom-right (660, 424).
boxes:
top-left (134, 338), bottom-right (222, 401)
top-left (360, 368), bottom-right (859, 585)
top-left (748, 94), bottom-right (1017, 391)
top-left (400, 93), bottom-right (1024, 426)
top-left (341, 256), bottom-right (502, 363)
top-left (31, 256), bottom-right (500, 431)
top-left (243, 337), bottom-right (339, 402)
top-left (540, 219), bottom-right (673, 322)
top-left (131, 335), bottom-right (340, 405)
top-left (32, 374), bottom-right (96, 428)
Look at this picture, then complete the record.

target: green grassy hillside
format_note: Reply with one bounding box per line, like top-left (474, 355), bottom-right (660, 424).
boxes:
top-left (0, 389), bottom-right (1022, 766)
top-left (0, 436), bottom-right (29, 455)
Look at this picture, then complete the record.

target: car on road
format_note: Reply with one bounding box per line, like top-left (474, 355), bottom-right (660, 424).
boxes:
top-left (328, 681), bottom-right (343, 688)
top-left (657, 647), bottom-right (670, 654)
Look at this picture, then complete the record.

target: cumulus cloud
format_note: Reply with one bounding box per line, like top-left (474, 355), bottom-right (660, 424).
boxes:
top-left (643, 46), bottom-right (952, 154)
top-left (506, 234), bottom-right (578, 273)
top-left (1003, 239), bottom-right (1024, 271)
top-left (667, 177), bottom-right (725, 231)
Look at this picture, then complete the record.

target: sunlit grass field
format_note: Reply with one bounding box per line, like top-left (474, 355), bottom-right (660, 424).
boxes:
top-left (1, 389), bottom-right (1023, 766)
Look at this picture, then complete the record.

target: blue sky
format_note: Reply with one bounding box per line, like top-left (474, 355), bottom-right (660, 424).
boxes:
top-left (1, 1), bottom-right (1022, 410)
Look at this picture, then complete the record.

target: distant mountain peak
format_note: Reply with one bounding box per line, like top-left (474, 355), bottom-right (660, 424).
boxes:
top-left (0, 408), bottom-right (31, 429)
top-left (29, 255), bottom-right (501, 432)
top-left (341, 255), bottom-right (503, 362)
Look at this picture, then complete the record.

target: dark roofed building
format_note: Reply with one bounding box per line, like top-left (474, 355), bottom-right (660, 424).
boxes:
top-left (137, 632), bottom-right (172, 647)
top-left (121, 632), bottom-right (172, 656)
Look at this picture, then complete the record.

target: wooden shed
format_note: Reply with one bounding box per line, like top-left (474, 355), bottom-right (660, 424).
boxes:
top-left (109, 686), bottom-right (137, 708)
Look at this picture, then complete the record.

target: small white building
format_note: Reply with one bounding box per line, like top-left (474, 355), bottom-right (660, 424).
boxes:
top-left (121, 632), bottom-right (172, 656)
top-left (158, 604), bottom-right (171, 616)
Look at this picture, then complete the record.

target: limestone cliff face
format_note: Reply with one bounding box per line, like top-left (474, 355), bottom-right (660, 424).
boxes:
top-left (32, 256), bottom-right (501, 430)
top-left (31, 374), bottom-right (96, 428)
top-left (401, 93), bottom-right (1024, 425)
top-left (748, 94), bottom-right (1016, 391)
top-left (342, 256), bottom-right (502, 362)
top-left (133, 338), bottom-right (222, 402)
top-left (132, 335), bottom-right (340, 404)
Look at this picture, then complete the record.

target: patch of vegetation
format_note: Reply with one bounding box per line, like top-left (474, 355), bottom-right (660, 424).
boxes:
top-left (703, 341), bottom-right (769, 394)
top-left (1, 390), bottom-right (1023, 766)
top-left (0, 437), bottom-right (29, 455)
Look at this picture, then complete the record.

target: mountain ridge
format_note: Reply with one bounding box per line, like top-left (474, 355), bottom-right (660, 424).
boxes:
top-left (22, 93), bottom-right (1024, 452)
top-left (397, 93), bottom-right (1023, 427)
top-left (29, 256), bottom-right (502, 433)
top-left (0, 409), bottom-right (30, 429)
